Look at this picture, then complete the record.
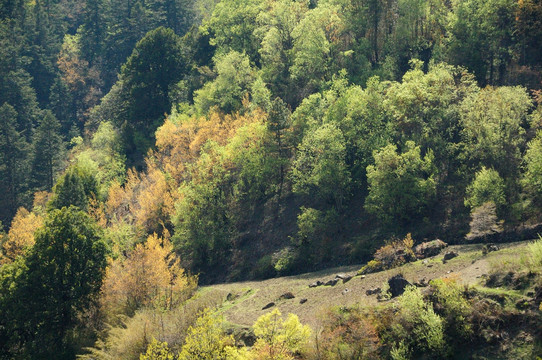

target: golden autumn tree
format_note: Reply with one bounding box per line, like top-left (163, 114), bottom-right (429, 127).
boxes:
top-left (1, 208), bottom-right (43, 263)
top-left (100, 233), bottom-right (197, 320)
top-left (105, 163), bottom-right (175, 236)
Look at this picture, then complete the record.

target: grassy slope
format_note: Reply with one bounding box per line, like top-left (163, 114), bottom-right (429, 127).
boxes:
top-left (203, 241), bottom-right (531, 329)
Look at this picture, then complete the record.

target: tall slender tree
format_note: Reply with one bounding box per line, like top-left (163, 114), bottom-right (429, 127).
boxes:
top-left (0, 103), bottom-right (28, 224)
top-left (31, 110), bottom-right (64, 191)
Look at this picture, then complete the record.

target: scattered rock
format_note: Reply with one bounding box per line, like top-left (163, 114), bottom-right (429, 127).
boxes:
top-left (482, 244), bottom-right (499, 255)
top-left (299, 298), bottom-right (307, 304)
top-left (414, 278), bottom-right (429, 287)
top-left (388, 274), bottom-right (412, 298)
top-left (278, 292), bottom-right (295, 300)
top-left (335, 274), bottom-right (347, 280)
top-left (226, 292), bottom-right (238, 301)
top-left (422, 259), bottom-right (429, 265)
top-left (309, 281), bottom-right (323, 288)
top-left (447, 270), bottom-right (453, 274)
top-left (342, 275), bottom-right (353, 283)
top-left (427, 264), bottom-right (433, 268)
top-left (366, 287), bottom-right (381, 296)
top-left (442, 251), bottom-right (459, 263)
top-left (262, 302), bottom-right (275, 310)
top-left (359, 275), bottom-right (366, 279)
top-left (415, 239), bottom-right (448, 259)
top-left (325, 279), bottom-right (339, 286)
top-left (342, 288), bottom-right (350, 295)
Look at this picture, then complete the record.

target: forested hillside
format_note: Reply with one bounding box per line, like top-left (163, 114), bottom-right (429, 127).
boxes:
top-left (1, 0), bottom-right (542, 357)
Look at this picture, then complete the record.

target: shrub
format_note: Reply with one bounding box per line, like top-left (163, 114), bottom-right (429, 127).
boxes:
top-left (430, 279), bottom-right (472, 340)
top-left (527, 236), bottom-right (542, 273)
top-left (273, 247), bottom-right (297, 275)
top-left (358, 259), bottom-right (383, 275)
top-left (315, 307), bottom-right (381, 360)
top-left (394, 286), bottom-right (446, 357)
top-left (358, 234), bottom-right (416, 274)
top-left (253, 255), bottom-right (276, 279)
top-left (464, 167), bottom-right (506, 210)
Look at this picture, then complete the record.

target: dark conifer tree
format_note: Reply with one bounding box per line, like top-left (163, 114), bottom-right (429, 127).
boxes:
top-left (0, 103), bottom-right (29, 225)
top-left (31, 110), bottom-right (64, 191)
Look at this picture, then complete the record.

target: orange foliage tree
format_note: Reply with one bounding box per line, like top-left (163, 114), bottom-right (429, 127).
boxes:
top-left (100, 234), bottom-right (197, 319)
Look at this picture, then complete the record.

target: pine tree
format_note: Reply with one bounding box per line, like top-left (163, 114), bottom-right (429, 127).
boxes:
top-left (0, 103), bottom-right (29, 224)
top-left (31, 110), bottom-right (64, 191)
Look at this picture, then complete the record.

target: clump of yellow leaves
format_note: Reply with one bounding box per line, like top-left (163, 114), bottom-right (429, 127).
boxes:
top-left (101, 233), bottom-right (197, 320)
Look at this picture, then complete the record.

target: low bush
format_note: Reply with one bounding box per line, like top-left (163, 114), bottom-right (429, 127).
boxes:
top-left (312, 307), bottom-right (380, 360)
top-left (430, 279), bottom-right (472, 341)
top-left (358, 234), bottom-right (415, 274)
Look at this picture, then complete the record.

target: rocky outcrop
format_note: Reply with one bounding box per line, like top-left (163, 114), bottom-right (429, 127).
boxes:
top-left (366, 287), bottom-right (381, 296)
top-left (388, 274), bottom-right (411, 297)
top-left (415, 239), bottom-right (448, 259)
top-left (442, 250), bottom-right (459, 262)
top-left (278, 292), bottom-right (295, 300)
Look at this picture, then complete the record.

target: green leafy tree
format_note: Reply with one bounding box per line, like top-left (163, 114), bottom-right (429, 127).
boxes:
top-left (464, 167), bottom-right (506, 210)
top-left (174, 143), bottom-right (233, 271)
top-left (254, 0), bottom-right (308, 104)
top-left (327, 76), bottom-right (392, 182)
top-left (292, 123), bottom-right (351, 209)
top-left (0, 207), bottom-right (107, 358)
top-left (460, 86), bottom-right (531, 179)
top-left (31, 110), bottom-right (65, 191)
top-left (291, 2), bottom-right (343, 96)
top-left (75, 121), bottom-right (126, 197)
top-left (365, 141), bottom-right (436, 226)
top-left (194, 50), bottom-right (255, 114)
top-left (202, 0), bottom-right (263, 61)
top-left (385, 62), bottom-right (478, 177)
top-left (446, 0), bottom-right (516, 85)
top-left (522, 131), bottom-right (542, 207)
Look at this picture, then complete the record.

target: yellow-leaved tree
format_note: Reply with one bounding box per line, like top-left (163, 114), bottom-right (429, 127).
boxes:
top-left (251, 308), bottom-right (312, 360)
top-left (1, 208), bottom-right (43, 263)
top-left (178, 309), bottom-right (250, 360)
top-left (101, 233), bottom-right (197, 320)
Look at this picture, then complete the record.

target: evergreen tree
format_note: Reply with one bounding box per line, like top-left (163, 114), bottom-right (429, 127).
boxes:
top-left (97, 27), bottom-right (185, 164)
top-left (0, 103), bottom-right (29, 225)
top-left (31, 110), bottom-right (64, 191)
top-left (49, 165), bottom-right (98, 211)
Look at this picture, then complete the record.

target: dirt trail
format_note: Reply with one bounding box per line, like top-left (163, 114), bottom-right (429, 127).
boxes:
top-left (206, 242), bottom-right (529, 329)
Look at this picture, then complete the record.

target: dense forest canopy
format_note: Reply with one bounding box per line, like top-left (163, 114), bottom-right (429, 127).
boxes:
top-left (1, 0), bottom-right (542, 357)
